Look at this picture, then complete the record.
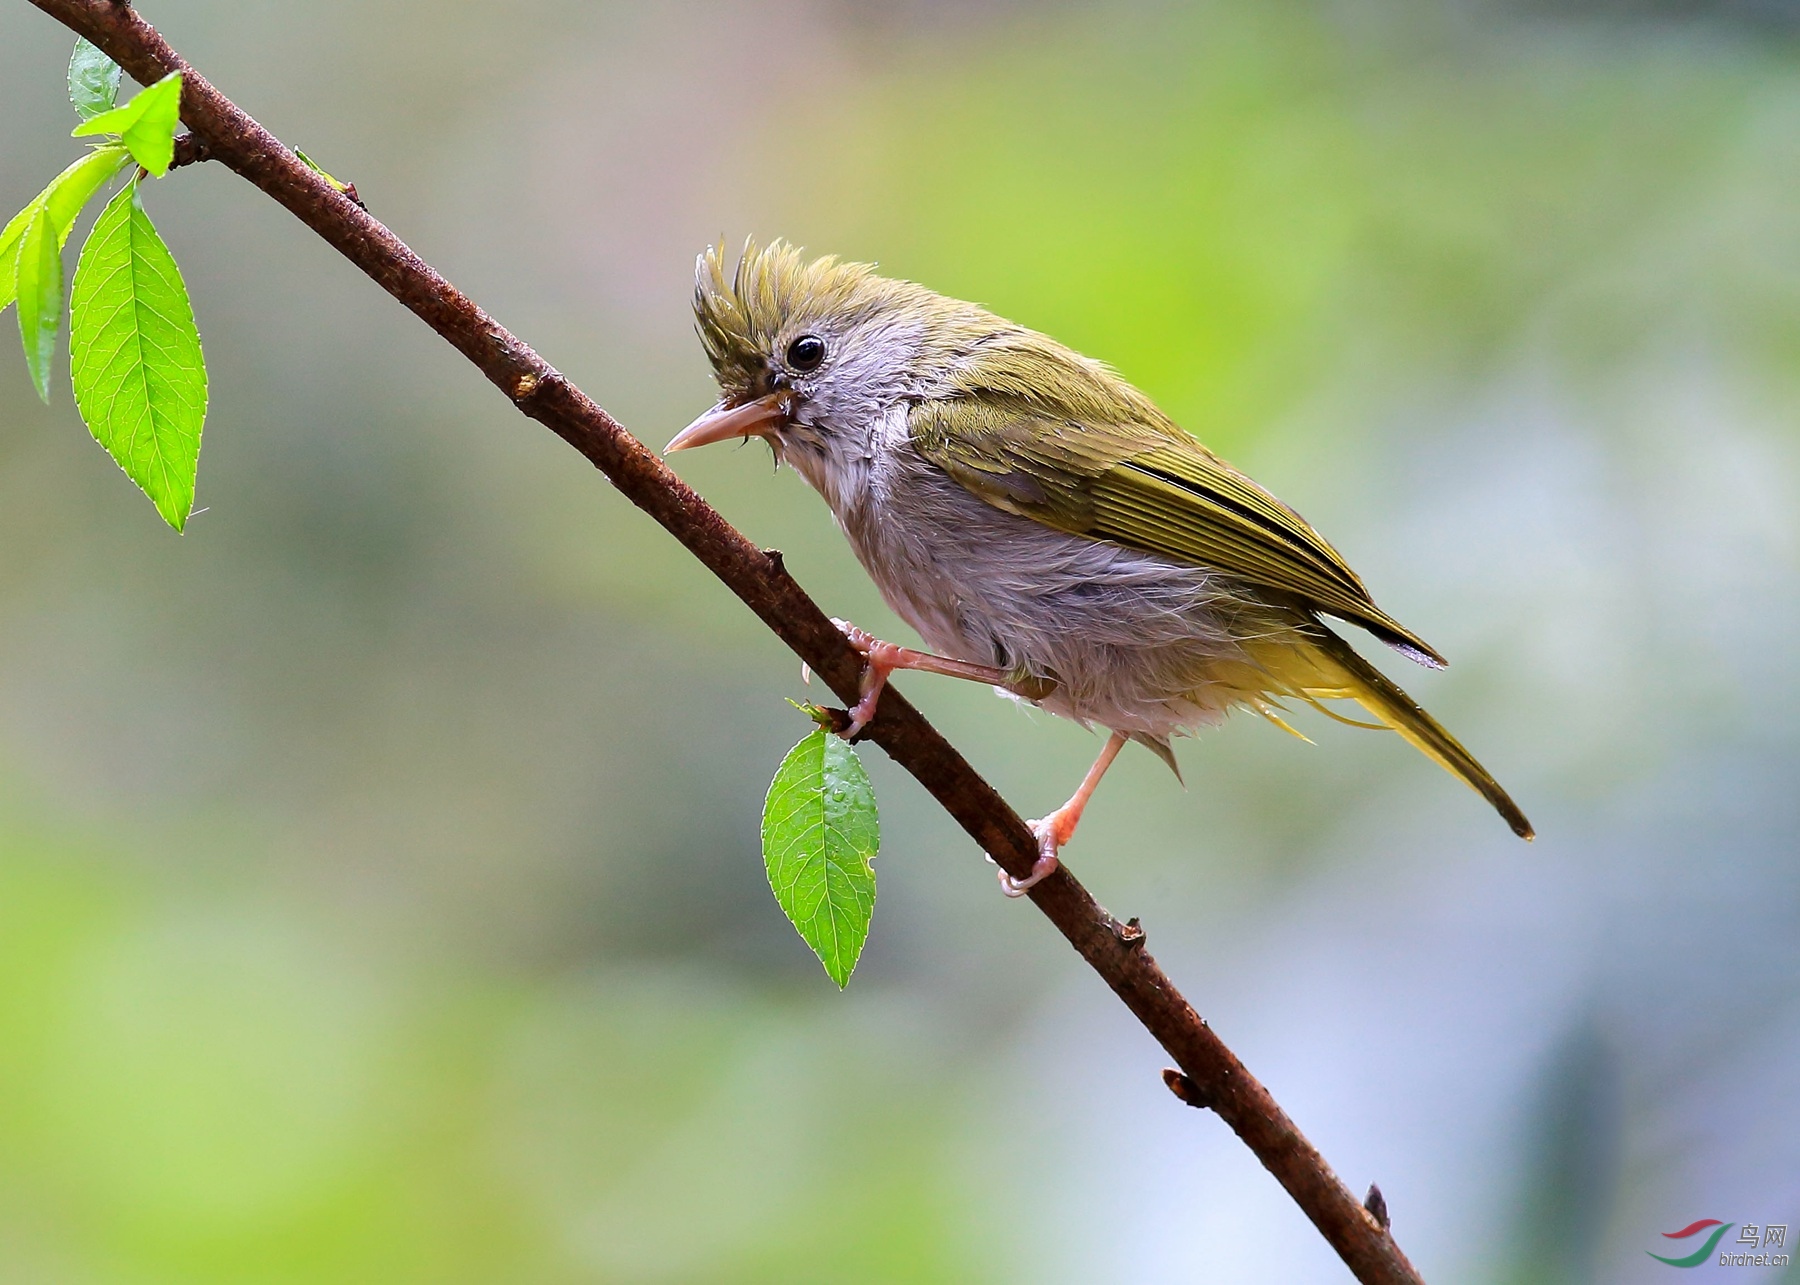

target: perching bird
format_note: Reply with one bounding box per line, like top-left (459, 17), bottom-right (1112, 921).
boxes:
top-left (668, 241), bottom-right (1532, 895)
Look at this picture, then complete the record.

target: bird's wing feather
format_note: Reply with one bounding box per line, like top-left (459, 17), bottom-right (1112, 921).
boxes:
top-left (909, 396), bottom-right (1446, 667)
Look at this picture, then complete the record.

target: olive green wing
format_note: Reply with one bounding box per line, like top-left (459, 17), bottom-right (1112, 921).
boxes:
top-left (909, 397), bottom-right (1446, 668)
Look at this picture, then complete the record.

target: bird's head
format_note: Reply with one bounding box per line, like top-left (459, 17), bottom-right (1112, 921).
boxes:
top-left (667, 240), bottom-right (964, 476)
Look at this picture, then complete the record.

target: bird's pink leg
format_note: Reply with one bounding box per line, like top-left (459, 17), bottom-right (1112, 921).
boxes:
top-left (999, 729), bottom-right (1129, 898)
top-left (833, 619), bottom-right (1013, 738)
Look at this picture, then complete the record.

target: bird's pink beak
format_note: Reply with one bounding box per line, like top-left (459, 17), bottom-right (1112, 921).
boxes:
top-left (665, 391), bottom-right (791, 454)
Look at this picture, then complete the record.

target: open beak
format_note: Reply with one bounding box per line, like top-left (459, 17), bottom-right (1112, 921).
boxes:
top-left (665, 390), bottom-right (791, 454)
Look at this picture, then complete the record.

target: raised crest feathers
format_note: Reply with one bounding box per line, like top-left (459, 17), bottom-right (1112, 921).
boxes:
top-left (692, 239), bottom-right (932, 393)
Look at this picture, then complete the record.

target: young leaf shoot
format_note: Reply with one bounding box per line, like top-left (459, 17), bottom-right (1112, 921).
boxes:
top-left (14, 205), bottom-right (63, 402)
top-left (294, 148), bottom-right (353, 196)
top-left (69, 182), bottom-right (206, 530)
top-left (68, 38), bottom-right (123, 122)
top-left (762, 729), bottom-right (880, 988)
top-left (72, 71), bottom-right (183, 178)
top-left (0, 145), bottom-right (132, 313)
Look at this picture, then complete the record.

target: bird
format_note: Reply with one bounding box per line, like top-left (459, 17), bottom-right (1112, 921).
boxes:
top-left (667, 240), bottom-right (1532, 896)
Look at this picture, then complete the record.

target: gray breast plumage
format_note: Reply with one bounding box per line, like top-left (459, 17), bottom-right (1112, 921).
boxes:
top-left (789, 413), bottom-right (1296, 744)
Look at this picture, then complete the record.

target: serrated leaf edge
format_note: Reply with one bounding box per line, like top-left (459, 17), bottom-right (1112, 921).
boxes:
top-left (69, 181), bottom-right (207, 530)
top-left (1, 146), bottom-right (132, 315)
top-left (68, 37), bottom-right (123, 123)
top-left (761, 730), bottom-right (879, 988)
top-left (72, 71), bottom-right (182, 178)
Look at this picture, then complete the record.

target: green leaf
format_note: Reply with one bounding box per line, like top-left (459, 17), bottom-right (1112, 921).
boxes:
top-left (762, 729), bottom-right (879, 988)
top-left (0, 146), bottom-right (132, 314)
top-left (15, 205), bottom-right (63, 403)
top-left (69, 182), bottom-right (207, 530)
top-left (72, 71), bottom-right (183, 178)
top-left (69, 37), bottom-right (123, 122)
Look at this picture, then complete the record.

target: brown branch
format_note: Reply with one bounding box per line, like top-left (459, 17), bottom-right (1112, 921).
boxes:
top-left (168, 130), bottom-right (208, 170)
top-left (22, 3), bottom-right (1422, 1280)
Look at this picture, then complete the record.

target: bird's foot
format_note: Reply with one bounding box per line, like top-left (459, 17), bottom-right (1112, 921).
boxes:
top-left (994, 812), bottom-right (1072, 898)
top-left (829, 620), bottom-right (1016, 738)
top-left (993, 732), bottom-right (1128, 898)
top-left (833, 618), bottom-right (901, 739)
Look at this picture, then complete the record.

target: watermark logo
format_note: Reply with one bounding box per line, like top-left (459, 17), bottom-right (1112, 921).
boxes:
top-left (1649, 1220), bottom-right (1789, 1269)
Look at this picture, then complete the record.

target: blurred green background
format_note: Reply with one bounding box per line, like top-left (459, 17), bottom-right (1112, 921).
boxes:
top-left (2, 1), bottom-right (1798, 1281)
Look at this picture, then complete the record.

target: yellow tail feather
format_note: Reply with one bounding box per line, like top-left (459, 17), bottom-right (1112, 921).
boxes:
top-left (1251, 627), bottom-right (1535, 840)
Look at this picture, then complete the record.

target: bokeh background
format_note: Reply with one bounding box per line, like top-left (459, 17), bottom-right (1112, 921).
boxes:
top-left (2, 1), bottom-right (1798, 1280)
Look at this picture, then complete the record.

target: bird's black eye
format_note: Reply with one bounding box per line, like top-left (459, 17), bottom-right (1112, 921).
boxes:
top-left (786, 334), bottom-right (826, 372)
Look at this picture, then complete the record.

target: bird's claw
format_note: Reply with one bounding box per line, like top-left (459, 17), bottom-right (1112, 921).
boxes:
top-left (841, 688), bottom-right (881, 739)
top-left (991, 817), bottom-right (1065, 898)
top-left (832, 618), bottom-right (878, 655)
top-left (832, 618), bottom-right (897, 739)
top-left (997, 854), bottom-right (1059, 898)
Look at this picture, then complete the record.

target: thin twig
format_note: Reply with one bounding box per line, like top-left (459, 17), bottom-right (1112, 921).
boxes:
top-left (21, 3), bottom-right (1423, 1280)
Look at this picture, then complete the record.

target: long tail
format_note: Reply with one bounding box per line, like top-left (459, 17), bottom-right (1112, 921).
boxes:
top-left (1251, 626), bottom-right (1535, 840)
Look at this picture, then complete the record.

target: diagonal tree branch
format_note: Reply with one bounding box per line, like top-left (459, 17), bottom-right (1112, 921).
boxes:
top-left (21, 3), bottom-right (1423, 1280)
